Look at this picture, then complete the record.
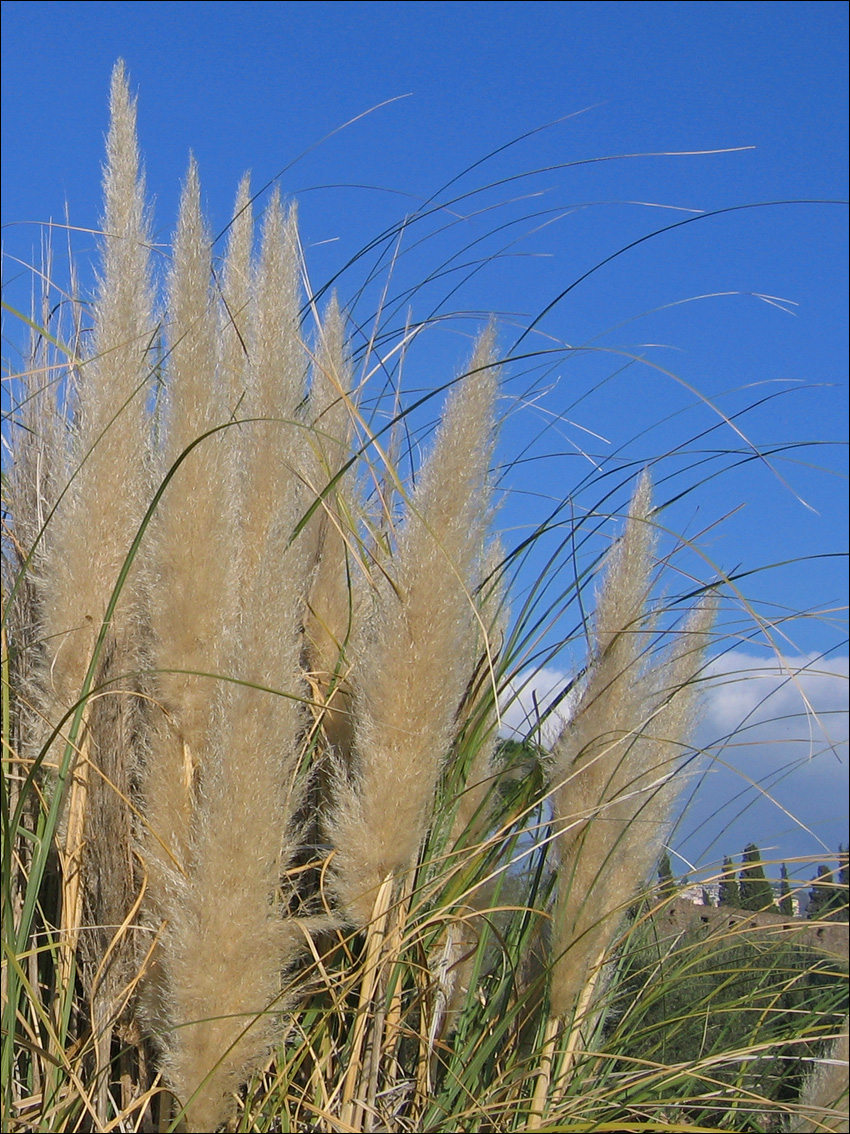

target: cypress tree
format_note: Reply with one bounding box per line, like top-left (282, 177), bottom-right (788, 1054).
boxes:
top-left (807, 864), bottom-right (833, 919)
top-left (807, 853), bottom-right (848, 920)
top-left (739, 844), bottom-right (775, 912)
top-left (718, 855), bottom-right (741, 907)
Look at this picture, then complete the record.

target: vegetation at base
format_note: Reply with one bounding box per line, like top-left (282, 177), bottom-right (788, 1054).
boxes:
top-left (608, 920), bottom-right (846, 1123)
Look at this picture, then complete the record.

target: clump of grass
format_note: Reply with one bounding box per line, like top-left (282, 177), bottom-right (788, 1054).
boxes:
top-left (2, 62), bottom-right (846, 1134)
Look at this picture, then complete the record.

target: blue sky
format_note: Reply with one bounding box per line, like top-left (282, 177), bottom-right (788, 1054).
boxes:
top-left (3, 1), bottom-right (847, 882)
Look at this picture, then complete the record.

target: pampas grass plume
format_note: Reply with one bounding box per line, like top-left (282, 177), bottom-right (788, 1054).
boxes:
top-left (329, 329), bottom-right (499, 926)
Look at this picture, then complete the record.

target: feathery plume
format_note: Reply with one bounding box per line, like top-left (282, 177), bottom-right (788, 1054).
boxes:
top-left (548, 473), bottom-right (713, 1022)
top-left (3, 279), bottom-right (72, 777)
top-left (148, 189), bottom-right (310, 1130)
top-left (218, 174), bottom-right (254, 420)
top-left (527, 477), bottom-right (713, 1131)
top-left (145, 157), bottom-right (235, 887)
top-left (40, 60), bottom-right (153, 712)
top-left (6, 58), bottom-right (838, 1134)
top-left (329, 327), bottom-right (499, 926)
top-left (35, 63), bottom-right (154, 1064)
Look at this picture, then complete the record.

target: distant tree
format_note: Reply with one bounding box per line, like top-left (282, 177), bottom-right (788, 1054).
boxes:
top-left (718, 856), bottom-right (741, 908)
top-left (807, 864), bottom-right (833, 919)
top-left (739, 844), bottom-right (775, 912)
top-left (808, 850), bottom-right (849, 921)
top-left (836, 845), bottom-right (850, 921)
top-left (701, 887), bottom-right (713, 907)
top-left (657, 850), bottom-right (676, 899)
top-left (778, 863), bottom-right (793, 917)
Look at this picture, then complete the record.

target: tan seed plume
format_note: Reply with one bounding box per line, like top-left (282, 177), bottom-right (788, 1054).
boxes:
top-left (36, 64), bottom-right (154, 1072)
top-left (146, 187), bottom-right (311, 1129)
top-left (548, 473), bottom-right (714, 1022)
top-left (329, 329), bottom-right (500, 926)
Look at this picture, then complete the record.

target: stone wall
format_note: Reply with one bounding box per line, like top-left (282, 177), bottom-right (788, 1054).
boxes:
top-left (653, 897), bottom-right (849, 963)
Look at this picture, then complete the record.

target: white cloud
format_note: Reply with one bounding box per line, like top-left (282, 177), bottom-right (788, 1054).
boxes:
top-left (503, 651), bottom-right (848, 755)
top-left (500, 665), bottom-right (577, 746)
top-left (702, 653), bottom-right (847, 739)
top-left (682, 651), bottom-right (848, 867)
top-left (700, 651), bottom-right (848, 767)
top-left (498, 650), bottom-right (849, 868)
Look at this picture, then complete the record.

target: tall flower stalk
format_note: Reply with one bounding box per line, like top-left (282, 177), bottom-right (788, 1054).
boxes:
top-left (29, 62), bottom-right (155, 1095)
top-left (144, 180), bottom-right (310, 1126)
top-left (528, 473), bottom-right (715, 1127)
top-left (327, 327), bottom-right (500, 929)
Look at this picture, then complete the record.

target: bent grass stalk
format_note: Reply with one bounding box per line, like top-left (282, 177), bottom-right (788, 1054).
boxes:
top-left (2, 60), bottom-right (846, 1134)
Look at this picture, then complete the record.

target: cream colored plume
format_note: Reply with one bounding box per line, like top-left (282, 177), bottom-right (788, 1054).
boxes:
top-left (548, 473), bottom-right (714, 1022)
top-left (329, 327), bottom-right (500, 927)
